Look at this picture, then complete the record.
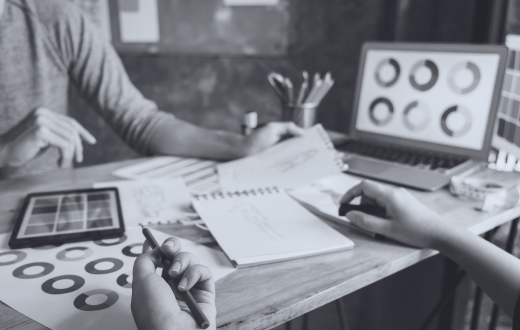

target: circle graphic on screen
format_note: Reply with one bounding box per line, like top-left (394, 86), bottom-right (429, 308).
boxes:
top-left (13, 262), bottom-right (54, 279)
top-left (32, 244), bottom-right (63, 250)
top-left (93, 235), bottom-right (127, 246)
top-left (117, 273), bottom-right (132, 288)
top-left (85, 258), bottom-right (124, 275)
top-left (42, 275), bottom-right (85, 294)
top-left (403, 101), bottom-right (430, 131)
top-left (440, 105), bottom-right (472, 137)
top-left (375, 58), bottom-right (400, 87)
top-left (409, 60), bottom-right (439, 91)
top-left (56, 247), bottom-right (93, 262)
top-left (74, 289), bottom-right (119, 311)
top-left (0, 251), bottom-right (27, 266)
top-left (369, 97), bottom-right (394, 126)
top-left (122, 243), bottom-right (143, 257)
top-left (448, 62), bottom-right (481, 94)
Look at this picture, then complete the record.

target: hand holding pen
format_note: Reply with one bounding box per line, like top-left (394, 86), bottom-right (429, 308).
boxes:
top-left (131, 234), bottom-right (216, 330)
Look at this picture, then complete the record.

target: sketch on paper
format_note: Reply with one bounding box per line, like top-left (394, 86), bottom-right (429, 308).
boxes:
top-left (134, 185), bottom-right (165, 218)
top-left (228, 202), bottom-right (285, 241)
top-left (233, 149), bottom-right (319, 182)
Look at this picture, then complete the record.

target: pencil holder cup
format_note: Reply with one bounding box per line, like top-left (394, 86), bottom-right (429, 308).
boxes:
top-left (282, 103), bottom-right (318, 129)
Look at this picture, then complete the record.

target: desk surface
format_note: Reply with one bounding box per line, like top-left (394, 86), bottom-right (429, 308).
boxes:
top-left (2, 159), bottom-right (520, 330)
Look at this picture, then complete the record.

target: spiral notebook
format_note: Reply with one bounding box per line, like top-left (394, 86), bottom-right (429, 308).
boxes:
top-left (192, 187), bottom-right (354, 267)
top-left (217, 124), bottom-right (343, 191)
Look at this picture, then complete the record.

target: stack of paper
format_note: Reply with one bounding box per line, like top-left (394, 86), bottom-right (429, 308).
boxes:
top-left (217, 124), bottom-right (342, 191)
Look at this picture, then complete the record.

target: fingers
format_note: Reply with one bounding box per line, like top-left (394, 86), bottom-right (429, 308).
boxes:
top-left (133, 247), bottom-right (164, 282)
top-left (346, 211), bottom-right (391, 235)
top-left (36, 126), bottom-right (74, 168)
top-left (168, 252), bottom-right (200, 279)
top-left (178, 264), bottom-right (215, 294)
top-left (282, 122), bottom-right (305, 137)
top-left (340, 180), bottom-right (390, 207)
top-left (160, 237), bottom-right (182, 260)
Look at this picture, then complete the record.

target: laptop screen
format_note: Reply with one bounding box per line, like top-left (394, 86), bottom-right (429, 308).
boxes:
top-left (355, 49), bottom-right (501, 151)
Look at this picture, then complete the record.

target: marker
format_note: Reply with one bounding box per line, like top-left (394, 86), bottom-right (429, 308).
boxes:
top-left (141, 227), bottom-right (210, 329)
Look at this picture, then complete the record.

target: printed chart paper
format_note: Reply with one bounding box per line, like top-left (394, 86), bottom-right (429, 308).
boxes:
top-left (112, 157), bottom-right (220, 195)
top-left (217, 124), bottom-right (342, 191)
top-left (93, 178), bottom-right (195, 227)
top-left (118, 0), bottom-right (160, 43)
top-left (0, 228), bottom-right (234, 330)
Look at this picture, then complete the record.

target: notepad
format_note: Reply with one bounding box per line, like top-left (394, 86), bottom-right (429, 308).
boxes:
top-left (192, 187), bottom-right (354, 267)
top-left (217, 124), bottom-right (343, 191)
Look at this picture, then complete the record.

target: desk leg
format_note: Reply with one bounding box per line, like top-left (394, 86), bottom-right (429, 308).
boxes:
top-left (335, 298), bottom-right (350, 330)
top-left (469, 229), bottom-right (496, 330)
top-left (488, 218), bottom-right (519, 330)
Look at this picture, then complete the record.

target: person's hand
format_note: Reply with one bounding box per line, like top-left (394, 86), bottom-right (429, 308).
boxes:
top-left (340, 180), bottom-right (452, 249)
top-left (242, 122), bottom-right (305, 156)
top-left (131, 237), bottom-right (216, 330)
top-left (0, 107), bottom-right (96, 168)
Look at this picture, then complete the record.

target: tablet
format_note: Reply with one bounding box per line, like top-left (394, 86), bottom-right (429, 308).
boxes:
top-left (9, 188), bottom-right (125, 248)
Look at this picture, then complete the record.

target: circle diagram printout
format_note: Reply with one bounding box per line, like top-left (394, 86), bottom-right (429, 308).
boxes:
top-left (74, 289), bottom-right (119, 311)
top-left (42, 275), bottom-right (85, 294)
top-left (375, 58), bottom-right (400, 87)
top-left (369, 97), bottom-right (394, 126)
top-left (56, 247), bottom-right (93, 262)
top-left (0, 251), bottom-right (27, 266)
top-left (85, 258), bottom-right (124, 275)
top-left (409, 59), bottom-right (439, 92)
top-left (403, 101), bottom-right (430, 131)
top-left (13, 262), bottom-right (54, 279)
top-left (441, 105), bottom-right (472, 137)
top-left (448, 61), bottom-right (481, 94)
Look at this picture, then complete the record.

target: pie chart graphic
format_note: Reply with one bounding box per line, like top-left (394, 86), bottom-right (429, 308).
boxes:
top-left (56, 247), bottom-right (93, 261)
top-left (93, 235), bottom-right (127, 246)
top-left (403, 101), bottom-right (430, 131)
top-left (42, 275), bottom-right (85, 294)
top-left (117, 273), bottom-right (132, 288)
top-left (85, 258), bottom-right (124, 275)
top-left (74, 289), bottom-right (119, 311)
top-left (440, 105), bottom-right (472, 137)
top-left (369, 97), bottom-right (394, 126)
top-left (13, 262), bottom-right (54, 279)
top-left (448, 62), bottom-right (481, 94)
top-left (409, 60), bottom-right (439, 92)
top-left (0, 251), bottom-right (27, 266)
top-left (375, 58), bottom-right (400, 87)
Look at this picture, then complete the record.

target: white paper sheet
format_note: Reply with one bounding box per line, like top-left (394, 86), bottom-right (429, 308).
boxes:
top-left (118, 0), bottom-right (160, 43)
top-left (288, 173), bottom-right (362, 222)
top-left (0, 227), bottom-right (234, 330)
top-left (112, 157), bottom-right (221, 195)
top-left (217, 124), bottom-right (342, 192)
top-left (93, 178), bottom-right (195, 227)
top-left (192, 188), bottom-right (354, 267)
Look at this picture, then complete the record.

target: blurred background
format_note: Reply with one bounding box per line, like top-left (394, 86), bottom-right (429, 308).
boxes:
top-left (66, 1), bottom-right (520, 329)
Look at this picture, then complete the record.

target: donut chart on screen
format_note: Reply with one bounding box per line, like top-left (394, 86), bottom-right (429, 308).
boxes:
top-left (13, 262), bottom-right (54, 279)
top-left (0, 251), bottom-right (27, 266)
top-left (409, 60), bottom-right (439, 91)
top-left (56, 247), bottom-right (93, 261)
top-left (93, 235), bottom-right (127, 246)
top-left (42, 275), bottom-right (85, 294)
top-left (448, 61), bottom-right (481, 94)
top-left (369, 97), bottom-right (394, 126)
top-left (85, 258), bottom-right (124, 275)
top-left (122, 243), bottom-right (143, 257)
top-left (403, 101), bottom-right (430, 131)
top-left (74, 289), bottom-right (119, 311)
top-left (375, 58), bottom-right (400, 87)
top-left (117, 273), bottom-right (132, 288)
top-left (441, 105), bottom-right (472, 137)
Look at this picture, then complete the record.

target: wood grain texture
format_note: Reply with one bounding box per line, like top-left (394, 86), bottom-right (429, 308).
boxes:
top-left (1, 161), bottom-right (520, 329)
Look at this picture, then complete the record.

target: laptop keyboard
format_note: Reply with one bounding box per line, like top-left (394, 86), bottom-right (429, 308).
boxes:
top-left (338, 140), bottom-right (469, 171)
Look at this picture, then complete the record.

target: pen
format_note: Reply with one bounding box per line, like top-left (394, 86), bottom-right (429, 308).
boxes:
top-left (284, 77), bottom-right (294, 105)
top-left (296, 71), bottom-right (308, 106)
top-left (141, 227), bottom-right (210, 329)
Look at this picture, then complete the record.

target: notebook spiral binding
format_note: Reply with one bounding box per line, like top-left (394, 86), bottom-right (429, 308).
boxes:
top-left (193, 187), bottom-right (280, 201)
top-left (315, 124), bottom-right (344, 171)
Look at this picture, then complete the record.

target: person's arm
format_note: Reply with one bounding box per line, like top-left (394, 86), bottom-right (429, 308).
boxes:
top-left (56, 4), bottom-right (303, 160)
top-left (340, 180), bottom-right (520, 317)
top-left (132, 237), bottom-right (216, 330)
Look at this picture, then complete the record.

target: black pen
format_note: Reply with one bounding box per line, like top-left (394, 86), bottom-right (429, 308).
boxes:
top-left (141, 227), bottom-right (210, 329)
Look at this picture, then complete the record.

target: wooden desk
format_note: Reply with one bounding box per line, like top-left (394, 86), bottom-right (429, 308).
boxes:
top-left (2, 159), bottom-right (520, 330)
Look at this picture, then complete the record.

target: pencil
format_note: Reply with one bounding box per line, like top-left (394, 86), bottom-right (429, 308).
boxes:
top-left (142, 227), bottom-right (210, 329)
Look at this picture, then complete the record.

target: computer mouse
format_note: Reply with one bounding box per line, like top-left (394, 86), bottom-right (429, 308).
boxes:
top-left (338, 203), bottom-right (387, 219)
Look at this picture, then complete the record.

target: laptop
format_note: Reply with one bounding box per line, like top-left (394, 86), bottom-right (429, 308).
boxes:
top-left (336, 42), bottom-right (508, 191)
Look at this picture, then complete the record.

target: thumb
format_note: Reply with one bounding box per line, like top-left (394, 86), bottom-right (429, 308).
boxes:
top-left (346, 211), bottom-right (390, 235)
